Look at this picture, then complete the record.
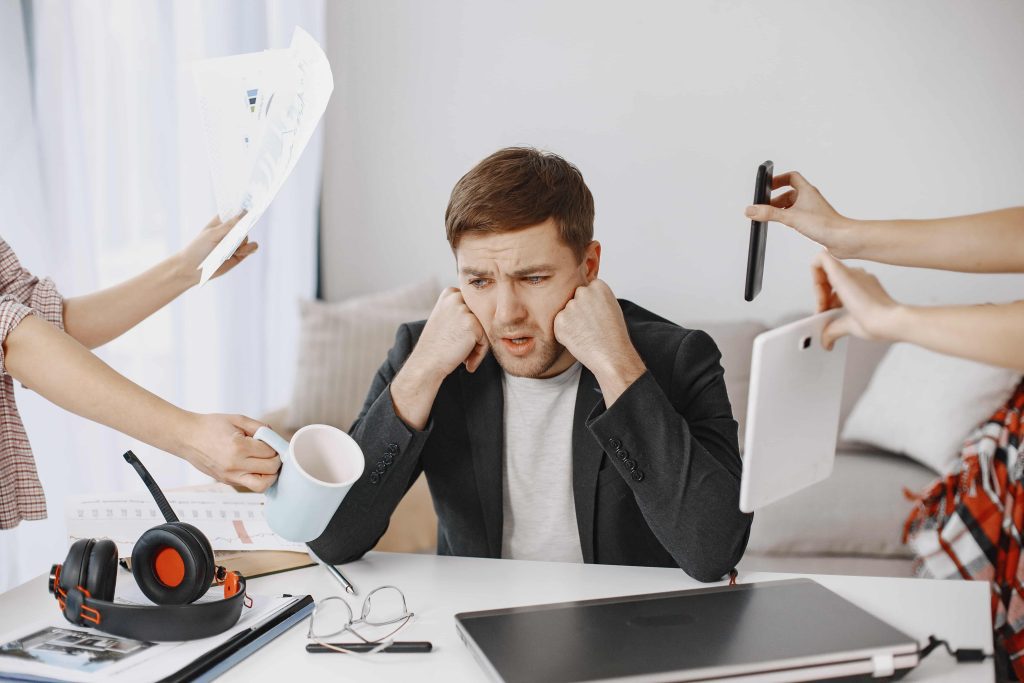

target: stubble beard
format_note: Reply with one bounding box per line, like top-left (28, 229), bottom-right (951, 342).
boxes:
top-left (490, 333), bottom-right (567, 379)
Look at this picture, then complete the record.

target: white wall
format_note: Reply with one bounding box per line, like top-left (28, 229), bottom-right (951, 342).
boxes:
top-left (321, 0), bottom-right (1024, 324)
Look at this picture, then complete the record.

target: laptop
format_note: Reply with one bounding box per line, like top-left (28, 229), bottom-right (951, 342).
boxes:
top-left (739, 310), bottom-right (849, 512)
top-left (455, 578), bottom-right (918, 682)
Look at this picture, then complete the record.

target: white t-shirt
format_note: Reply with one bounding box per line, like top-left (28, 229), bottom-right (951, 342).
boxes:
top-left (500, 362), bottom-right (585, 563)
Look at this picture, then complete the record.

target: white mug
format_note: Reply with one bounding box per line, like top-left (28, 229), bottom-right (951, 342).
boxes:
top-left (254, 424), bottom-right (365, 542)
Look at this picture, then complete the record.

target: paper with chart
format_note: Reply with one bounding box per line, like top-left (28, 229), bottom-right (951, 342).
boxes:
top-left (65, 491), bottom-right (305, 554)
top-left (193, 26), bottom-right (333, 285)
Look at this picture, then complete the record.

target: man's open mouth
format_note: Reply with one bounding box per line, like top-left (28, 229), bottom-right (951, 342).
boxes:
top-left (500, 336), bottom-right (535, 355)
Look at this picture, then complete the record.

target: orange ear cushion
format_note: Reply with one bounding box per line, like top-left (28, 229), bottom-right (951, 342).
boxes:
top-left (153, 546), bottom-right (186, 588)
top-left (131, 525), bottom-right (209, 605)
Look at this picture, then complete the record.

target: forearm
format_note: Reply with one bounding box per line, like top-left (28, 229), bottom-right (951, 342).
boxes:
top-left (590, 347), bottom-right (647, 407)
top-left (389, 352), bottom-right (445, 430)
top-left (843, 207), bottom-right (1024, 273)
top-left (878, 300), bottom-right (1024, 372)
top-left (588, 373), bottom-right (750, 581)
top-left (310, 387), bottom-right (431, 563)
top-left (4, 314), bottom-right (193, 454)
top-left (62, 254), bottom-right (195, 349)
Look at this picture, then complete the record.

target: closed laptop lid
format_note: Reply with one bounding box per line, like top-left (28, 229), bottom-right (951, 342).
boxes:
top-left (455, 578), bottom-right (918, 683)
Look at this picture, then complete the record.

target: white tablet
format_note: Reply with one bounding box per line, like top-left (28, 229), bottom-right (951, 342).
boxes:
top-left (739, 310), bottom-right (849, 513)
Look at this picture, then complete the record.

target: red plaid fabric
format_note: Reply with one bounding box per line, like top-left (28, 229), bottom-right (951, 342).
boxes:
top-left (904, 378), bottom-right (1024, 676)
top-left (0, 238), bottom-right (64, 529)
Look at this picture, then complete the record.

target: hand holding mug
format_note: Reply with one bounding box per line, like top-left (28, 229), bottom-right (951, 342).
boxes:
top-left (178, 413), bottom-right (279, 492)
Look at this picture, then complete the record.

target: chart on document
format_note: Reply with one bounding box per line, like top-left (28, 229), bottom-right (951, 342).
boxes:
top-left (65, 492), bottom-right (304, 554)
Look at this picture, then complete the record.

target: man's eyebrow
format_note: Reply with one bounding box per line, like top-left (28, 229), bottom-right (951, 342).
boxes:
top-left (510, 264), bottom-right (556, 277)
top-left (460, 267), bottom-right (493, 278)
top-left (459, 265), bottom-right (556, 278)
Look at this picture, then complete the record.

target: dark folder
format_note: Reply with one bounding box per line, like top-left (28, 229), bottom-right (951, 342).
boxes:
top-left (159, 594), bottom-right (314, 683)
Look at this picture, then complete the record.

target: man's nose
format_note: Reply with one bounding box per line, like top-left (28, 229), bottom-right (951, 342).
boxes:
top-left (495, 283), bottom-right (527, 326)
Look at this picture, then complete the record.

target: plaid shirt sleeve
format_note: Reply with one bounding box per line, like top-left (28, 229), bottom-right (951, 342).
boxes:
top-left (0, 238), bottom-right (63, 528)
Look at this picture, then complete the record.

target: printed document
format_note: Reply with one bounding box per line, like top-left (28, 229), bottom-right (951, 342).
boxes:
top-left (193, 26), bottom-right (333, 284)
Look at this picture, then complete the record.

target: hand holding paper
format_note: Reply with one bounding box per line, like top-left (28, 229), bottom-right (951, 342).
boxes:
top-left (177, 211), bottom-right (256, 284)
top-left (193, 27), bottom-right (334, 285)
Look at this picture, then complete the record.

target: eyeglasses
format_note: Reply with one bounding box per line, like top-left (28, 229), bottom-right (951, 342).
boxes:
top-left (307, 585), bottom-right (414, 655)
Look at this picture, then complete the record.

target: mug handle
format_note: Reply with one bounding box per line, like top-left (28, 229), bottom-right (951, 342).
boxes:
top-left (253, 428), bottom-right (290, 497)
top-left (252, 428), bottom-right (292, 464)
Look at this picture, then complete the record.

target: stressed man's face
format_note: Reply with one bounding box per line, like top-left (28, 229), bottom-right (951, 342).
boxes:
top-left (456, 219), bottom-right (598, 378)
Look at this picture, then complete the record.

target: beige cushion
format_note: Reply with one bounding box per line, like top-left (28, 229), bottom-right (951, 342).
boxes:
top-left (841, 343), bottom-right (1021, 473)
top-left (746, 449), bottom-right (936, 558)
top-left (836, 337), bottom-right (892, 450)
top-left (285, 278), bottom-right (438, 431)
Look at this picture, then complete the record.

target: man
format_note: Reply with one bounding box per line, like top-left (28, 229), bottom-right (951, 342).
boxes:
top-left (309, 147), bottom-right (751, 581)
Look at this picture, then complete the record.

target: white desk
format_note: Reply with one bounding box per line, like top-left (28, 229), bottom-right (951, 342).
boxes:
top-left (0, 552), bottom-right (993, 682)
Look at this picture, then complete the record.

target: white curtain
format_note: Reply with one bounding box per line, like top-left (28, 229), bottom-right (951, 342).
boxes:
top-left (0, 0), bottom-right (325, 592)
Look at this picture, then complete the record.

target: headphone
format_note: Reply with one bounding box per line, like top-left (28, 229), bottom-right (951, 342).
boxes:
top-left (48, 451), bottom-right (249, 641)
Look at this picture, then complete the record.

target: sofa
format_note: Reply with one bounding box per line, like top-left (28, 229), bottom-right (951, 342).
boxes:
top-left (267, 283), bottom-right (940, 578)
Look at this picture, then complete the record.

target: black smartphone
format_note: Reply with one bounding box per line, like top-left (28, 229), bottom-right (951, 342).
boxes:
top-left (744, 160), bottom-right (774, 301)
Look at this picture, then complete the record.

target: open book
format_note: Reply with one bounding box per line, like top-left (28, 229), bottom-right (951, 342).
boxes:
top-left (65, 486), bottom-right (312, 578)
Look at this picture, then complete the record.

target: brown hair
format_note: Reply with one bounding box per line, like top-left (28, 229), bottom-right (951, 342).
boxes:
top-left (445, 147), bottom-right (595, 261)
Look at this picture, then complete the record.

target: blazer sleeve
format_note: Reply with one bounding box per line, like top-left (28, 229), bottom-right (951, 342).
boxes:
top-left (585, 328), bottom-right (752, 582)
top-left (307, 323), bottom-right (434, 564)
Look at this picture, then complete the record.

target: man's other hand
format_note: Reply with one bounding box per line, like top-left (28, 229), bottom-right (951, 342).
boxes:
top-left (553, 279), bottom-right (645, 405)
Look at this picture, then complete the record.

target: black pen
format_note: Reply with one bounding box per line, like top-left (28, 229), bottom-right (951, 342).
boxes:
top-left (306, 641), bottom-right (433, 654)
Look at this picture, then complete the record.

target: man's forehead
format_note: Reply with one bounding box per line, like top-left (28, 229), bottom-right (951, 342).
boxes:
top-left (456, 227), bottom-right (570, 275)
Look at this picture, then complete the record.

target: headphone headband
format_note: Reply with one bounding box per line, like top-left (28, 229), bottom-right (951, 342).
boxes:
top-left (50, 562), bottom-right (248, 641)
top-left (48, 452), bottom-right (249, 641)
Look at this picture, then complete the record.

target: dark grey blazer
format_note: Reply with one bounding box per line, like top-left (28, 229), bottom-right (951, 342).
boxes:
top-left (308, 300), bottom-right (752, 582)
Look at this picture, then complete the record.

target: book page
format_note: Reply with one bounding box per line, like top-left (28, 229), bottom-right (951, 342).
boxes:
top-left (65, 491), bottom-right (306, 554)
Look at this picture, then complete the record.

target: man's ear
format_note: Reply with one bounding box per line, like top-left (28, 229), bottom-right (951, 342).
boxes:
top-left (582, 241), bottom-right (601, 283)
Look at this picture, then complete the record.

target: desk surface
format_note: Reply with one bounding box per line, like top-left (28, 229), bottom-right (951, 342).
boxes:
top-left (0, 552), bottom-right (993, 682)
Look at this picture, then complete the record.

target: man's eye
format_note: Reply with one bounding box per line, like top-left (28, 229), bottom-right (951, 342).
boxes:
top-left (469, 279), bottom-right (489, 289)
top-left (525, 276), bottom-right (547, 285)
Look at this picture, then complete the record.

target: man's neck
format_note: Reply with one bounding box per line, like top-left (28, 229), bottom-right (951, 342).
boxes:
top-left (537, 349), bottom-right (578, 379)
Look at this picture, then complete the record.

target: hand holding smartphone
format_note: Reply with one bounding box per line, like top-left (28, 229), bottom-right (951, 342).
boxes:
top-left (744, 160), bottom-right (774, 301)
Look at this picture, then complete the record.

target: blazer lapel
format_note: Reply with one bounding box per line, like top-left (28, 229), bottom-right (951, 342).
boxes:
top-left (460, 353), bottom-right (505, 558)
top-left (572, 366), bottom-right (606, 564)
